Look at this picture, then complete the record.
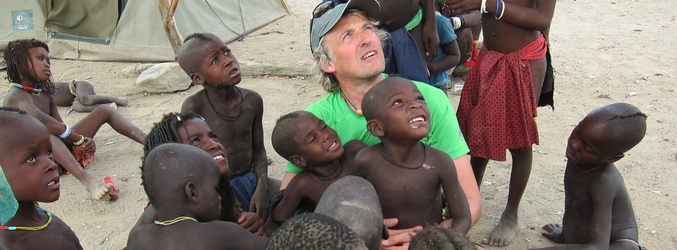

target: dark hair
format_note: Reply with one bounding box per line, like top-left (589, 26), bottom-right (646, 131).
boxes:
top-left (183, 33), bottom-right (210, 43)
top-left (599, 103), bottom-right (648, 153)
top-left (4, 39), bottom-right (55, 95)
top-left (271, 111), bottom-right (307, 160)
top-left (409, 225), bottom-right (475, 250)
top-left (266, 213), bottom-right (366, 250)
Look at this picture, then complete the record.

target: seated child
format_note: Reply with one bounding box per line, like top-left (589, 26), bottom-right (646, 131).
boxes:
top-left (53, 81), bottom-right (128, 113)
top-left (125, 143), bottom-right (266, 249)
top-left (3, 39), bottom-right (147, 200)
top-left (0, 107), bottom-right (82, 249)
top-left (136, 112), bottom-right (264, 235)
top-left (266, 213), bottom-right (367, 250)
top-left (265, 111), bottom-right (366, 231)
top-left (354, 76), bottom-right (471, 234)
top-left (531, 103), bottom-right (647, 250)
top-left (409, 225), bottom-right (476, 250)
top-left (178, 33), bottom-right (279, 220)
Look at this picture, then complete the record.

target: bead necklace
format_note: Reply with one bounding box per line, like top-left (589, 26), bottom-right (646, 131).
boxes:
top-left (10, 83), bottom-right (42, 96)
top-left (340, 90), bottom-right (362, 116)
top-left (154, 216), bottom-right (198, 226)
top-left (204, 87), bottom-right (244, 122)
top-left (0, 207), bottom-right (52, 231)
top-left (575, 163), bottom-right (607, 174)
top-left (379, 143), bottom-right (433, 170)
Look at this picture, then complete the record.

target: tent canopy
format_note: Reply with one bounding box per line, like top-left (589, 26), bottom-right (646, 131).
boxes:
top-left (1, 0), bottom-right (289, 62)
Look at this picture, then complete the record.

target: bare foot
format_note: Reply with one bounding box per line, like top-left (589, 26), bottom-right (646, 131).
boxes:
top-left (85, 181), bottom-right (118, 201)
top-left (541, 223), bottom-right (564, 243)
top-left (113, 97), bottom-right (128, 106)
top-left (107, 102), bottom-right (118, 110)
top-left (482, 213), bottom-right (520, 246)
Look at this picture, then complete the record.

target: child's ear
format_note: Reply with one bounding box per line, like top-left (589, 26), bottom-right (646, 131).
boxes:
top-left (289, 155), bottom-right (307, 168)
top-left (318, 59), bottom-right (336, 74)
top-left (609, 153), bottom-right (625, 163)
top-left (185, 182), bottom-right (199, 203)
top-left (366, 120), bottom-right (384, 137)
top-left (190, 73), bottom-right (204, 85)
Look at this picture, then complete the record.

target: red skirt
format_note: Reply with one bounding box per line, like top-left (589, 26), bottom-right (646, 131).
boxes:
top-left (457, 35), bottom-right (547, 161)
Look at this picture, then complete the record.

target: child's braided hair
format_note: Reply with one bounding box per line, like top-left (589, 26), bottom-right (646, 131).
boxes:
top-left (3, 39), bottom-right (55, 95)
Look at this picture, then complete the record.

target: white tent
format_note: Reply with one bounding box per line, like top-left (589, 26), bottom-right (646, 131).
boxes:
top-left (1, 0), bottom-right (289, 62)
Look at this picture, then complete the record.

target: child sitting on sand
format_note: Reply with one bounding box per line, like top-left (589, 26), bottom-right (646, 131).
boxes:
top-left (178, 33), bottom-right (278, 220)
top-left (53, 81), bottom-right (128, 113)
top-left (135, 112), bottom-right (264, 235)
top-left (125, 143), bottom-right (266, 249)
top-left (355, 76), bottom-right (471, 234)
top-left (265, 111), bottom-right (366, 231)
top-left (0, 107), bottom-right (82, 249)
top-left (3, 39), bottom-right (147, 200)
top-left (530, 103), bottom-right (647, 250)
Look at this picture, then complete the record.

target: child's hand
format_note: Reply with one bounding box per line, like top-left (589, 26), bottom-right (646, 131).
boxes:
top-left (238, 211), bottom-right (265, 236)
top-left (78, 137), bottom-right (96, 154)
top-left (380, 218), bottom-right (423, 250)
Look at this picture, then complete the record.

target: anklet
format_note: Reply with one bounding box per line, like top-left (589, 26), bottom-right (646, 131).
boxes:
top-left (154, 216), bottom-right (197, 226)
top-left (0, 207), bottom-right (52, 231)
top-left (11, 83), bottom-right (42, 96)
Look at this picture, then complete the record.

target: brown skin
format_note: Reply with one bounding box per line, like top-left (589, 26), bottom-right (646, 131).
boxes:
top-left (179, 35), bottom-right (278, 221)
top-left (0, 117), bottom-right (82, 249)
top-left (354, 78), bottom-right (471, 234)
top-left (3, 47), bottom-right (146, 200)
top-left (530, 111), bottom-right (640, 250)
top-left (266, 113), bottom-right (366, 233)
top-left (377, 0), bottom-right (439, 61)
top-left (446, 0), bottom-right (556, 246)
top-left (53, 81), bottom-right (128, 112)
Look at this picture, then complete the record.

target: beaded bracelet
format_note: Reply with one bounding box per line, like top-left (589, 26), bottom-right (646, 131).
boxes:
top-left (495, 0), bottom-right (506, 20)
top-left (58, 124), bottom-right (71, 139)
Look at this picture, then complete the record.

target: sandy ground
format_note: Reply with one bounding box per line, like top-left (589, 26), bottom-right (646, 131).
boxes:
top-left (1, 0), bottom-right (676, 249)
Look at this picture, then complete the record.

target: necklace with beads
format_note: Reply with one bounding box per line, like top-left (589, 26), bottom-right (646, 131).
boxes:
top-left (154, 216), bottom-right (198, 226)
top-left (10, 83), bottom-right (42, 96)
top-left (575, 163), bottom-right (607, 174)
top-left (0, 207), bottom-right (52, 231)
top-left (379, 143), bottom-right (434, 170)
top-left (340, 90), bottom-right (362, 116)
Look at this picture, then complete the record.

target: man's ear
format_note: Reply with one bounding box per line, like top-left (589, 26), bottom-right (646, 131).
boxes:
top-left (185, 182), bottom-right (199, 203)
top-left (367, 120), bottom-right (384, 137)
top-left (289, 155), bottom-right (307, 168)
top-left (609, 153), bottom-right (625, 163)
top-left (190, 73), bottom-right (204, 85)
top-left (318, 58), bottom-right (336, 74)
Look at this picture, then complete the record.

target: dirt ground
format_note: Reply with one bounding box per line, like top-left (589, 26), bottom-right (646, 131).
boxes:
top-left (1, 0), bottom-right (676, 249)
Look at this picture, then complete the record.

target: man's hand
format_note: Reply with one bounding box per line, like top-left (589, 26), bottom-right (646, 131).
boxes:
top-left (380, 218), bottom-right (423, 250)
top-left (250, 186), bottom-right (270, 221)
top-left (238, 211), bottom-right (266, 236)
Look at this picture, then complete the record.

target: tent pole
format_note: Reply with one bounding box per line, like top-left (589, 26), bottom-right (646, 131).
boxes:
top-left (158, 0), bottom-right (182, 56)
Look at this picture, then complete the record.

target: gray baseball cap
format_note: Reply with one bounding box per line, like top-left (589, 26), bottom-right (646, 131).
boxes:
top-left (309, 0), bottom-right (381, 53)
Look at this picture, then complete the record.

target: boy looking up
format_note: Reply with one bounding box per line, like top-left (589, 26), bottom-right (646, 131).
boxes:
top-left (125, 143), bottom-right (266, 249)
top-left (178, 33), bottom-right (279, 220)
top-left (0, 107), bottom-right (82, 249)
top-left (355, 77), bottom-right (471, 234)
top-left (531, 103), bottom-right (647, 250)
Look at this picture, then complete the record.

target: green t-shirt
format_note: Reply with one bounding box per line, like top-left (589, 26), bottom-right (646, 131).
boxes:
top-left (0, 167), bottom-right (18, 225)
top-left (286, 75), bottom-right (469, 173)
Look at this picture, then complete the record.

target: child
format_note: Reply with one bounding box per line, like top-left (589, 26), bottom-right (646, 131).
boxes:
top-left (178, 33), bottom-right (278, 220)
top-left (266, 111), bottom-right (366, 230)
top-left (3, 39), bottom-right (147, 200)
top-left (355, 76), bottom-right (471, 234)
top-left (531, 103), bottom-right (647, 250)
top-left (426, 0), bottom-right (462, 88)
top-left (448, 0), bottom-right (556, 246)
top-left (53, 81), bottom-right (128, 113)
top-left (409, 225), bottom-right (476, 250)
top-left (125, 143), bottom-right (266, 249)
top-left (136, 112), bottom-right (264, 235)
top-left (0, 107), bottom-right (82, 249)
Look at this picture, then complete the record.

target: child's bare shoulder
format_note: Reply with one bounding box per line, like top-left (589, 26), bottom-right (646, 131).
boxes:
top-left (181, 89), bottom-right (208, 112)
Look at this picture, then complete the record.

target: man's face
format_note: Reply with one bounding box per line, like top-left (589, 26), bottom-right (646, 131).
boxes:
top-left (321, 14), bottom-right (385, 81)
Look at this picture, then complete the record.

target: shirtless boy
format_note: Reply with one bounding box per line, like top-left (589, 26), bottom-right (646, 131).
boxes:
top-left (179, 33), bottom-right (278, 220)
top-left (3, 39), bottom-right (146, 200)
top-left (355, 77), bottom-right (471, 235)
top-left (125, 143), bottom-right (266, 249)
top-left (448, 0), bottom-right (556, 246)
top-left (0, 107), bottom-right (82, 249)
top-left (530, 103), bottom-right (647, 250)
top-left (266, 111), bottom-right (365, 230)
